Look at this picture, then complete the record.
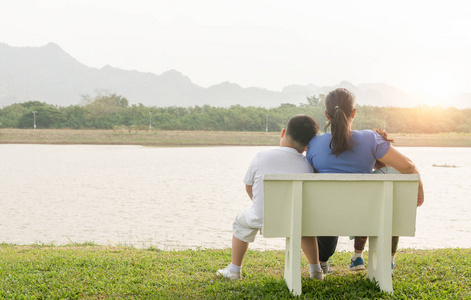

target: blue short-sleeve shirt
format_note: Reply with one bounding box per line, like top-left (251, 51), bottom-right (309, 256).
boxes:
top-left (306, 130), bottom-right (391, 173)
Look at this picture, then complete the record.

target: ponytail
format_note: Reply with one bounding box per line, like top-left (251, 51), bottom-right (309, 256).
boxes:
top-left (324, 88), bottom-right (355, 156)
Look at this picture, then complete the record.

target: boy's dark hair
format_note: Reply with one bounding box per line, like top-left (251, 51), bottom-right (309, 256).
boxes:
top-left (285, 115), bottom-right (319, 147)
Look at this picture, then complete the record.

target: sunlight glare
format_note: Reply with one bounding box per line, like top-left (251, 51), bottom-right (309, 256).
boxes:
top-left (419, 72), bottom-right (456, 98)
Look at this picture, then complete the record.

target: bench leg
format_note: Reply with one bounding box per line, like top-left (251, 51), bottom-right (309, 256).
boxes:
top-left (368, 235), bottom-right (393, 293)
top-left (283, 180), bottom-right (303, 296)
top-left (367, 181), bottom-right (394, 293)
top-left (284, 236), bottom-right (302, 296)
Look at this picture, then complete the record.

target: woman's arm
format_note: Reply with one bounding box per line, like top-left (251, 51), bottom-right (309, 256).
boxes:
top-left (378, 146), bottom-right (424, 207)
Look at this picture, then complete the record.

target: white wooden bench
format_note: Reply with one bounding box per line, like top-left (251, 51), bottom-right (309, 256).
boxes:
top-left (263, 173), bottom-right (419, 296)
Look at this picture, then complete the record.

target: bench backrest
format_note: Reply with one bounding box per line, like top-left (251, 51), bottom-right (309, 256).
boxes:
top-left (263, 173), bottom-right (419, 238)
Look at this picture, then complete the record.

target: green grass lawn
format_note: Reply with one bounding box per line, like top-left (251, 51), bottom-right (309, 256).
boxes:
top-left (0, 244), bottom-right (469, 299)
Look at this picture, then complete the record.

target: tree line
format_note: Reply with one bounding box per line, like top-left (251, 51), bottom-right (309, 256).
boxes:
top-left (1, 92), bottom-right (470, 133)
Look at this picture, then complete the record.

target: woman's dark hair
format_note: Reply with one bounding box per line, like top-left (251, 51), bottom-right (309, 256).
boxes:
top-left (324, 88), bottom-right (356, 156)
top-left (286, 114), bottom-right (319, 147)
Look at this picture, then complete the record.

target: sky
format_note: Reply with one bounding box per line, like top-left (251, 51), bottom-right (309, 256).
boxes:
top-left (1, 0), bottom-right (471, 101)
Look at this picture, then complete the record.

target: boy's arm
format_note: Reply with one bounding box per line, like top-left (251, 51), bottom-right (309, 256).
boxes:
top-left (245, 184), bottom-right (253, 201)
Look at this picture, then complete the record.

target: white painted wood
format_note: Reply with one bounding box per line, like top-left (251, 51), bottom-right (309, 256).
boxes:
top-left (367, 181), bottom-right (393, 292)
top-left (284, 181), bottom-right (303, 296)
top-left (264, 173), bottom-right (419, 182)
top-left (263, 173), bottom-right (419, 295)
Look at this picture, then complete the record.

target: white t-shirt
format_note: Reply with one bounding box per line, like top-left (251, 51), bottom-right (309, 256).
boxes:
top-left (243, 147), bottom-right (313, 228)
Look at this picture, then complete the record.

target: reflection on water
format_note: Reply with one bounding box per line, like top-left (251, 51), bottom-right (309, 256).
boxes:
top-left (1, 145), bottom-right (470, 251)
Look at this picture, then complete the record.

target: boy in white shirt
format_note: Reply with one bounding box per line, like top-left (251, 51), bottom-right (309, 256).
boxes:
top-left (216, 115), bottom-right (325, 281)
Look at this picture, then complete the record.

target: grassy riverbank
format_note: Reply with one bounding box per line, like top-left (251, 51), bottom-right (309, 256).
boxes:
top-left (0, 244), bottom-right (469, 299)
top-left (1, 129), bottom-right (471, 147)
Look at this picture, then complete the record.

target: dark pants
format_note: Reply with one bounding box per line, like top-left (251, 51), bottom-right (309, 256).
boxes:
top-left (318, 236), bottom-right (338, 262)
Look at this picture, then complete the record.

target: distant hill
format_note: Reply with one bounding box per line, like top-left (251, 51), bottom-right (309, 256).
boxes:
top-left (0, 42), bottom-right (469, 108)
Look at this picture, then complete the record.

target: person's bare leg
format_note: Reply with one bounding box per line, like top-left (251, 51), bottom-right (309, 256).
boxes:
top-left (391, 236), bottom-right (399, 271)
top-left (301, 236), bottom-right (320, 264)
top-left (302, 236), bottom-right (324, 279)
top-left (354, 236), bottom-right (367, 255)
top-left (231, 235), bottom-right (249, 266)
top-left (216, 235), bottom-right (247, 279)
top-left (351, 236), bottom-right (367, 271)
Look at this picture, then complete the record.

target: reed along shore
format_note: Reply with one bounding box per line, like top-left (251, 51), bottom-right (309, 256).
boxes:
top-left (1, 129), bottom-right (470, 147)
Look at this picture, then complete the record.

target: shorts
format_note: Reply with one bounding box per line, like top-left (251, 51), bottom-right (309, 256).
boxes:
top-left (232, 208), bottom-right (261, 243)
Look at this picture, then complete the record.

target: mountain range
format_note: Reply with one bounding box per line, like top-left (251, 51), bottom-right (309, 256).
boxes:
top-left (0, 42), bottom-right (469, 108)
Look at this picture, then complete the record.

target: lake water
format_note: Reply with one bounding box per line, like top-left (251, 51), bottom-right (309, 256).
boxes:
top-left (1, 144), bottom-right (470, 252)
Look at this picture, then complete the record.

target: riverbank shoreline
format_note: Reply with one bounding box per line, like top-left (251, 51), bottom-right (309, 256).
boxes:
top-left (0, 244), bottom-right (469, 298)
top-left (1, 129), bottom-right (470, 147)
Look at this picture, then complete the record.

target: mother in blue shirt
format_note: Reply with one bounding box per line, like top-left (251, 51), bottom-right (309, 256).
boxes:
top-left (306, 88), bottom-right (424, 274)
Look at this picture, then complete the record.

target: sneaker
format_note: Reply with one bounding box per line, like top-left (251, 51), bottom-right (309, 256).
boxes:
top-left (310, 270), bottom-right (325, 280)
top-left (320, 261), bottom-right (333, 275)
top-left (350, 257), bottom-right (366, 271)
top-left (216, 266), bottom-right (241, 280)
